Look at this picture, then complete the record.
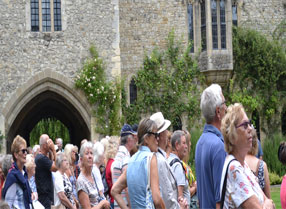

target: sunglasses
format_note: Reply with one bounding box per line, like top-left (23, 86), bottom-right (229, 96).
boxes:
top-left (147, 132), bottom-right (160, 138)
top-left (236, 120), bottom-right (252, 130)
top-left (19, 149), bottom-right (28, 154)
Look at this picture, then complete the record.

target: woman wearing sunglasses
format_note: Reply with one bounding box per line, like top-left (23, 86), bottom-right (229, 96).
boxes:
top-left (220, 103), bottom-right (274, 209)
top-left (111, 118), bottom-right (165, 209)
top-left (2, 135), bottom-right (32, 209)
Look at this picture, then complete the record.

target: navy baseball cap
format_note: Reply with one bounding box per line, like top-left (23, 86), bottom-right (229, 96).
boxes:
top-left (120, 124), bottom-right (137, 137)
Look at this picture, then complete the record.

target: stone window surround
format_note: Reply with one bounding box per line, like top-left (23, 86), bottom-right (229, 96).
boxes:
top-left (187, 0), bottom-right (242, 53)
top-left (26, 0), bottom-right (66, 32)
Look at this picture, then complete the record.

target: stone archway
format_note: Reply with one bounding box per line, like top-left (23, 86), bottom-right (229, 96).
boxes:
top-left (2, 70), bottom-right (93, 153)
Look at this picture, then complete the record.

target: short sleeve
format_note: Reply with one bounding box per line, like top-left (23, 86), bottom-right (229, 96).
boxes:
top-left (172, 162), bottom-right (186, 186)
top-left (227, 161), bottom-right (255, 207)
top-left (77, 176), bottom-right (89, 194)
top-left (54, 172), bottom-right (64, 193)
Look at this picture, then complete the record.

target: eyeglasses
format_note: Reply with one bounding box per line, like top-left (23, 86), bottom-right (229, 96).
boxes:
top-left (147, 132), bottom-right (160, 138)
top-left (19, 149), bottom-right (28, 154)
top-left (236, 120), bottom-right (252, 130)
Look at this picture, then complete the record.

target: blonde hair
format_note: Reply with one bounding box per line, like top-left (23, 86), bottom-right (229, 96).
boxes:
top-left (11, 135), bottom-right (27, 162)
top-left (25, 154), bottom-right (35, 169)
top-left (64, 144), bottom-right (74, 165)
top-left (221, 103), bottom-right (245, 154)
top-left (105, 136), bottom-right (119, 160)
top-left (248, 128), bottom-right (258, 155)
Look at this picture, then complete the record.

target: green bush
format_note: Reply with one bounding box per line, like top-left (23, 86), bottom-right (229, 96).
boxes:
top-left (269, 172), bottom-right (283, 185)
top-left (188, 127), bottom-right (203, 179)
top-left (263, 133), bottom-right (286, 177)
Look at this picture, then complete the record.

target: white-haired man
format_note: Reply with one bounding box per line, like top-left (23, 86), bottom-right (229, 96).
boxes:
top-left (195, 84), bottom-right (227, 209)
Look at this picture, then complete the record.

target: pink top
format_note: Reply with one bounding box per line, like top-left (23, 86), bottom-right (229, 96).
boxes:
top-left (281, 175), bottom-right (286, 209)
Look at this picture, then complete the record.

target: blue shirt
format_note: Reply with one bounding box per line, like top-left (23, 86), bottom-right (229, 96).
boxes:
top-left (256, 139), bottom-right (263, 159)
top-left (195, 124), bottom-right (226, 209)
top-left (127, 146), bottom-right (151, 208)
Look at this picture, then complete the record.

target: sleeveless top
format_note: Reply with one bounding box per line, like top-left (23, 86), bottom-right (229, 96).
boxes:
top-left (127, 146), bottom-right (152, 208)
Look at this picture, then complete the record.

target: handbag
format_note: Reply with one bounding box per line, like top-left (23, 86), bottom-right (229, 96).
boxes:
top-left (146, 152), bottom-right (155, 209)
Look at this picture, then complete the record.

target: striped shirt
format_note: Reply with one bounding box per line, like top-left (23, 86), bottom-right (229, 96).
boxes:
top-left (112, 145), bottom-right (130, 209)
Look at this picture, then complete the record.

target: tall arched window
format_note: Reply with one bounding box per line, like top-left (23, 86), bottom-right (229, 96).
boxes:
top-left (31, 0), bottom-right (62, 32)
top-left (211, 0), bottom-right (218, 49)
top-left (220, 0), bottom-right (226, 49)
top-left (129, 79), bottom-right (137, 105)
top-left (187, 2), bottom-right (194, 52)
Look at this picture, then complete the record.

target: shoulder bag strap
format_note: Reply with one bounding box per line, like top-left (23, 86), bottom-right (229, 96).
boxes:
top-left (220, 158), bottom-right (237, 209)
top-left (147, 152), bottom-right (153, 189)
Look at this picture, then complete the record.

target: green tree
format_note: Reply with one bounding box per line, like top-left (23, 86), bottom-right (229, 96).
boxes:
top-left (122, 30), bottom-right (204, 129)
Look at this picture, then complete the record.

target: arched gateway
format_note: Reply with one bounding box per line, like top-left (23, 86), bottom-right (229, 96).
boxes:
top-left (2, 70), bottom-right (93, 152)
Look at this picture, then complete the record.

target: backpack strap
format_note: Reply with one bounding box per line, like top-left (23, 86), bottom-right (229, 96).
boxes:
top-left (169, 158), bottom-right (186, 174)
top-left (220, 158), bottom-right (237, 209)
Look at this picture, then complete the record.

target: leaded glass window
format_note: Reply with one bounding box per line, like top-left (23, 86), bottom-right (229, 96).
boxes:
top-left (31, 0), bottom-right (39, 31)
top-left (211, 0), bottom-right (218, 49)
top-left (201, 1), bottom-right (207, 51)
top-left (232, 2), bottom-right (238, 26)
top-left (54, 0), bottom-right (61, 31)
top-left (220, 0), bottom-right (226, 49)
top-left (187, 3), bottom-right (194, 52)
top-left (42, 0), bottom-right (51, 32)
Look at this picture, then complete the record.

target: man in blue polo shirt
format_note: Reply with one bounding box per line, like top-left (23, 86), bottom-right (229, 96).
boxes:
top-left (195, 84), bottom-right (227, 209)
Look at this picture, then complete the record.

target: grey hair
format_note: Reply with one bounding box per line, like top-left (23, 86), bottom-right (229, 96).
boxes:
top-left (2, 154), bottom-right (13, 178)
top-left (32, 145), bottom-right (40, 154)
top-left (56, 138), bottom-right (63, 145)
top-left (80, 141), bottom-right (93, 159)
top-left (200, 84), bottom-right (223, 123)
top-left (56, 152), bottom-right (67, 169)
top-left (39, 134), bottom-right (49, 147)
top-left (120, 135), bottom-right (132, 146)
top-left (171, 130), bottom-right (185, 150)
top-left (25, 154), bottom-right (35, 169)
top-left (93, 142), bottom-right (105, 164)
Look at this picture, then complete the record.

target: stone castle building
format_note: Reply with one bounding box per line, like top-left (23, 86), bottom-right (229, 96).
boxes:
top-left (0, 0), bottom-right (285, 151)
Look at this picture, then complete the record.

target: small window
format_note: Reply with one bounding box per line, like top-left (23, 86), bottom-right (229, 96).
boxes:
top-left (232, 1), bottom-right (238, 26)
top-left (129, 79), bottom-right (137, 105)
top-left (187, 3), bottom-right (194, 52)
top-left (173, 116), bottom-right (182, 131)
top-left (201, 1), bottom-right (207, 51)
top-left (30, 0), bottom-right (62, 32)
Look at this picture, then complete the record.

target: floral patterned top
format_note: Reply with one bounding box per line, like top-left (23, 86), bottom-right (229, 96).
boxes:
top-left (222, 155), bottom-right (264, 209)
top-left (182, 161), bottom-right (195, 186)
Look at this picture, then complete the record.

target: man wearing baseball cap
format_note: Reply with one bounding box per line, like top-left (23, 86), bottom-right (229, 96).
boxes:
top-left (150, 112), bottom-right (185, 208)
top-left (112, 124), bottom-right (137, 209)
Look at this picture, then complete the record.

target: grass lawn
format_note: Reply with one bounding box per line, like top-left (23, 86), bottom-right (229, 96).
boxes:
top-left (271, 186), bottom-right (281, 209)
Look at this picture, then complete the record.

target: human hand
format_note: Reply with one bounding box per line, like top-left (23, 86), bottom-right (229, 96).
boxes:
top-left (101, 199), bottom-right (110, 209)
top-left (263, 198), bottom-right (275, 209)
top-left (47, 139), bottom-right (55, 151)
top-left (178, 196), bottom-right (188, 209)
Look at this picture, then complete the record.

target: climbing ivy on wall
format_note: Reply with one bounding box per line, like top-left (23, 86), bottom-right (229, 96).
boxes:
top-left (122, 30), bottom-right (204, 129)
top-left (75, 46), bottom-right (121, 136)
top-left (227, 26), bottom-right (286, 135)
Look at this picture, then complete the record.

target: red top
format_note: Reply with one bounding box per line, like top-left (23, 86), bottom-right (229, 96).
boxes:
top-left (281, 175), bottom-right (286, 209)
top-left (106, 158), bottom-right (114, 203)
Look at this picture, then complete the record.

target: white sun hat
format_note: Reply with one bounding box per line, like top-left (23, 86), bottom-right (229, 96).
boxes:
top-left (150, 112), bottom-right (171, 133)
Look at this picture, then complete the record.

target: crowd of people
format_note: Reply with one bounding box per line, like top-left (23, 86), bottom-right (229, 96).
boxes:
top-left (0, 83), bottom-right (283, 209)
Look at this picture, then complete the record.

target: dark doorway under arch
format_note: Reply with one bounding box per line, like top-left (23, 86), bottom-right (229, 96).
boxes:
top-left (252, 109), bottom-right (260, 139)
top-left (6, 90), bottom-right (90, 153)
